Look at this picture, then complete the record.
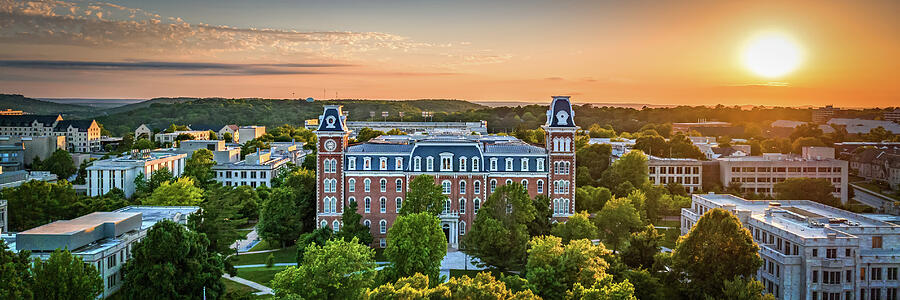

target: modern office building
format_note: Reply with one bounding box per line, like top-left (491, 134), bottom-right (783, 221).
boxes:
top-left (86, 150), bottom-right (187, 197)
top-left (681, 193), bottom-right (900, 300)
top-left (177, 140), bottom-right (241, 164)
top-left (212, 150), bottom-right (290, 188)
top-left (238, 126), bottom-right (266, 144)
top-left (2, 206), bottom-right (199, 298)
top-left (648, 156), bottom-right (703, 193)
top-left (0, 115), bottom-right (101, 152)
top-left (153, 130), bottom-right (210, 145)
top-left (0, 135), bottom-right (65, 167)
top-left (813, 105), bottom-right (838, 124)
top-left (314, 96), bottom-right (578, 249)
top-left (717, 147), bottom-right (849, 204)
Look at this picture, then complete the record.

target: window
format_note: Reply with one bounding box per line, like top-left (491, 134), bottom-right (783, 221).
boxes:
top-left (506, 179), bottom-right (512, 185)
top-left (472, 157), bottom-right (480, 171)
top-left (521, 158), bottom-right (529, 171)
top-left (442, 180), bottom-right (452, 194)
top-left (380, 157), bottom-right (387, 170)
top-left (873, 268), bottom-right (883, 281)
top-left (490, 158), bottom-right (498, 171)
top-left (505, 158), bottom-right (513, 171)
top-left (813, 249), bottom-right (818, 257)
top-left (459, 221), bottom-right (466, 235)
top-left (490, 179), bottom-right (497, 193)
top-left (364, 157), bottom-right (371, 170)
top-left (349, 197), bottom-right (356, 205)
top-left (440, 154), bottom-right (453, 171)
top-left (380, 179), bottom-right (387, 192)
top-left (364, 179), bottom-right (371, 192)
top-left (459, 198), bottom-right (466, 214)
top-left (473, 181), bottom-right (481, 194)
top-left (380, 238), bottom-right (386, 248)
top-left (365, 197), bottom-right (371, 213)
top-left (813, 270), bottom-right (819, 283)
top-left (395, 157), bottom-right (403, 170)
top-left (474, 198), bottom-right (481, 213)
top-left (537, 180), bottom-right (544, 193)
top-left (332, 220), bottom-right (340, 232)
top-left (827, 248), bottom-right (837, 259)
top-left (521, 179), bottom-right (528, 190)
top-left (426, 156), bottom-right (434, 171)
top-left (459, 181), bottom-right (466, 194)
top-left (443, 199), bottom-right (451, 214)
top-left (380, 197), bottom-right (386, 213)
top-left (873, 236), bottom-right (883, 248)
top-left (349, 179), bottom-right (356, 192)
top-left (888, 268), bottom-right (898, 280)
top-left (364, 220), bottom-right (371, 227)
top-left (380, 220), bottom-right (387, 234)
top-left (396, 179), bottom-right (403, 192)
top-left (414, 156), bottom-right (422, 171)
top-left (459, 157), bottom-right (467, 171)
top-left (323, 197), bottom-right (331, 213)
top-left (396, 197), bottom-right (402, 213)
top-left (321, 220), bottom-right (327, 229)
top-left (537, 158), bottom-right (544, 171)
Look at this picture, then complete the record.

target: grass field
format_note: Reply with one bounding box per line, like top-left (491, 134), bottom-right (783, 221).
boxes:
top-left (230, 246), bottom-right (297, 266)
top-left (248, 240), bottom-right (281, 252)
top-left (223, 278), bottom-right (257, 295)
top-left (236, 266), bottom-right (291, 287)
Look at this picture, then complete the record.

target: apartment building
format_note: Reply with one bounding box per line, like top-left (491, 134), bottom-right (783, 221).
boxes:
top-left (0, 115), bottom-right (101, 152)
top-left (848, 148), bottom-right (900, 190)
top-left (153, 130), bottom-right (210, 145)
top-left (86, 150), bottom-right (187, 197)
top-left (648, 156), bottom-right (703, 193)
top-left (238, 126), bottom-right (266, 144)
top-left (212, 150), bottom-right (290, 188)
top-left (2, 206), bottom-right (198, 298)
top-left (718, 147), bottom-right (849, 204)
top-left (681, 193), bottom-right (900, 300)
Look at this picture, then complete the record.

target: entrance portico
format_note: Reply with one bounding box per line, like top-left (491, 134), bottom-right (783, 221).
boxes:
top-left (439, 214), bottom-right (459, 249)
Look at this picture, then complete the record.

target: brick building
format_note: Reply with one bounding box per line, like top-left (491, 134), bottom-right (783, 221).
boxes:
top-left (315, 96), bottom-right (578, 248)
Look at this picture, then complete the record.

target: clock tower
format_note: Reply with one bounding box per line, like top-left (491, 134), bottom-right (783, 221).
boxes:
top-left (315, 105), bottom-right (350, 231)
top-left (543, 96), bottom-right (578, 220)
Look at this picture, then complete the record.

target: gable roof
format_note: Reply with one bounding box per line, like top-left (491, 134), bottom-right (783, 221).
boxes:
top-left (0, 115), bottom-right (62, 127)
top-left (54, 120), bottom-right (96, 132)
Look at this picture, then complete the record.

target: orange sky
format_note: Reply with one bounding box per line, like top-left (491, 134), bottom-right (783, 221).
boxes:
top-left (0, 0), bottom-right (897, 107)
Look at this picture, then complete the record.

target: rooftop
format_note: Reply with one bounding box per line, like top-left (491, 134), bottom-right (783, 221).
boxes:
top-left (113, 206), bottom-right (199, 230)
top-left (20, 212), bottom-right (138, 235)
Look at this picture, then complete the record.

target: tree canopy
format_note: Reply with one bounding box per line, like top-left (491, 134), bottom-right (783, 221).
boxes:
top-left (774, 177), bottom-right (840, 207)
top-left (183, 148), bottom-right (216, 186)
top-left (594, 196), bottom-right (643, 253)
top-left (400, 174), bottom-right (445, 216)
top-left (31, 249), bottom-right (103, 300)
top-left (463, 183), bottom-right (535, 271)
top-left (337, 200), bottom-right (373, 246)
top-left (143, 177), bottom-right (204, 206)
top-left (550, 211), bottom-right (597, 244)
top-left (525, 235), bottom-right (613, 299)
top-left (271, 238), bottom-right (376, 299)
top-left (384, 212), bottom-right (447, 281)
top-left (257, 188), bottom-right (303, 247)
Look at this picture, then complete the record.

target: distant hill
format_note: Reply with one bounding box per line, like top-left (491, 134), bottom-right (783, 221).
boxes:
top-left (95, 97), bottom-right (485, 136)
top-left (38, 98), bottom-right (146, 110)
top-left (0, 94), bottom-right (94, 116)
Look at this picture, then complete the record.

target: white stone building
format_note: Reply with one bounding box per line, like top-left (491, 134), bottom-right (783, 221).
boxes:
top-left (681, 193), bottom-right (900, 300)
top-left (177, 140), bottom-right (241, 164)
top-left (153, 130), bottom-right (210, 145)
top-left (717, 148), bottom-right (849, 204)
top-left (86, 151), bottom-right (187, 197)
top-left (212, 150), bottom-right (289, 188)
top-left (648, 156), bottom-right (703, 193)
top-left (238, 126), bottom-right (266, 144)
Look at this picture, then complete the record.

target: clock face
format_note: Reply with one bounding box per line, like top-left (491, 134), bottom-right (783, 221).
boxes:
top-left (324, 139), bottom-right (337, 151)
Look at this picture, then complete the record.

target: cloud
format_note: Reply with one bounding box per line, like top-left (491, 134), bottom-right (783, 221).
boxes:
top-left (0, 59), bottom-right (351, 76)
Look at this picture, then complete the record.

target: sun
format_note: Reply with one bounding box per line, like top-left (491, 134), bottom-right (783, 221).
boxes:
top-left (741, 32), bottom-right (803, 78)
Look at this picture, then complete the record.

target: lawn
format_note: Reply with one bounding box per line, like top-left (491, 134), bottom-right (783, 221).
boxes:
top-left (657, 227), bottom-right (681, 249)
top-left (249, 240), bottom-right (281, 252)
top-left (223, 278), bottom-right (257, 295)
top-left (236, 266), bottom-right (291, 287)
top-left (230, 245), bottom-right (297, 266)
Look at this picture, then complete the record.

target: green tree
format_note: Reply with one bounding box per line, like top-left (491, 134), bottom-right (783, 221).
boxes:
top-left (463, 183), bottom-right (536, 271)
top-left (134, 168), bottom-right (174, 197)
top-left (550, 211), bottom-right (597, 244)
top-left (132, 138), bottom-right (155, 150)
top-left (337, 200), bottom-right (373, 246)
top-left (791, 136), bottom-right (825, 153)
top-left (32, 249), bottom-right (103, 300)
top-left (673, 208), bottom-right (761, 298)
top-left (634, 135), bottom-right (668, 157)
top-left (576, 143), bottom-right (612, 181)
top-left (39, 149), bottom-right (77, 179)
top-left (600, 150), bottom-right (648, 197)
top-left (122, 220), bottom-right (225, 299)
top-left (565, 277), bottom-right (637, 300)
top-left (789, 123), bottom-right (823, 140)
top-left (594, 197), bottom-right (642, 253)
top-left (117, 133), bottom-right (135, 152)
top-left (143, 177), bottom-right (204, 206)
top-left (279, 168), bottom-right (318, 233)
top-left (184, 149), bottom-right (216, 186)
top-left (526, 236), bottom-right (611, 299)
top-left (223, 132), bottom-right (234, 142)
top-left (711, 277), bottom-right (776, 300)
top-left (668, 134), bottom-right (706, 159)
top-left (0, 240), bottom-right (33, 299)
top-left (2, 180), bottom-right (80, 231)
top-left (188, 185), bottom-right (243, 256)
top-left (865, 126), bottom-right (895, 142)
top-left (257, 188), bottom-right (303, 247)
top-left (296, 227), bottom-right (334, 263)
top-left (208, 130), bottom-right (219, 140)
top-left (444, 272), bottom-right (540, 299)
top-left (588, 124), bottom-right (617, 138)
top-left (575, 186), bottom-right (612, 213)
top-left (356, 127), bottom-right (384, 142)
top-left (384, 212), bottom-right (447, 282)
top-left (528, 195), bottom-right (553, 237)
top-left (70, 188), bottom-right (131, 217)
top-left (400, 174), bottom-right (445, 216)
top-left (620, 225), bottom-right (662, 269)
top-left (271, 238), bottom-right (376, 299)
top-left (774, 177), bottom-right (840, 207)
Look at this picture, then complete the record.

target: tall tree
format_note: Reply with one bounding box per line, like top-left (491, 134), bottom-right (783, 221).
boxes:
top-left (526, 236), bottom-right (612, 299)
top-left (575, 186), bottom-right (612, 213)
top-left (0, 240), bottom-right (33, 299)
top-left (337, 200), bottom-right (373, 246)
top-left (384, 212), bottom-right (447, 281)
top-left (188, 185), bottom-right (243, 255)
top-left (257, 188), bottom-right (303, 247)
top-left (600, 150), bottom-right (649, 197)
top-left (271, 238), bottom-right (376, 299)
top-left (550, 211), bottom-right (597, 244)
top-left (280, 168), bottom-right (318, 233)
top-left (355, 127), bottom-right (384, 142)
top-left (132, 138), bottom-right (155, 150)
top-left (716, 277), bottom-right (776, 300)
top-left (143, 177), bottom-right (204, 206)
top-left (594, 197), bottom-right (642, 253)
top-left (122, 220), bottom-right (225, 299)
top-left (774, 177), bottom-right (840, 207)
top-left (183, 149), bottom-right (216, 186)
top-left (463, 183), bottom-right (535, 271)
top-left (39, 149), bottom-right (77, 179)
top-left (400, 174), bottom-right (445, 216)
top-left (2, 180), bottom-right (80, 231)
top-left (673, 208), bottom-right (761, 298)
top-left (31, 249), bottom-right (103, 300)
top-left (576, 143), bottom-right (612, 181)
top-left (528, 195), bottom-right (553, 237)
top-left (620, 225), bottom-right (662, 269)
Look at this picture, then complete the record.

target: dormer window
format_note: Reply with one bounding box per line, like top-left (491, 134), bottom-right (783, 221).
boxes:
top-left (426, 156), bottom-right (434, 171)
top-left (505, 158), bottom-right (513, 171)
top-left (490, 158), bottom-right (498, 171)
top-left (414, 156), bottom-right (421, 171)
top-left (440, 153), bottom-right (454, 171)
top-left (459, 157), bottom-right (467, 172)
top-left (395, 157), bottom-right (403, 170)
top-left (521, 158), bottom-right (529, 171)
top-left (472, 157), bottom-right (479, 171)
top-left (536, 158), bottom-right (545, 171)
top-left (363, 157), bottom-right (371, 170)
top-left (380, 157), bottom-right (387, 170)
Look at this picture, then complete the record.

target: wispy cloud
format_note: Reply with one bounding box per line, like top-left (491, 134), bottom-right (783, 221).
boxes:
top-left (0, 59), bottom-right (351, 76)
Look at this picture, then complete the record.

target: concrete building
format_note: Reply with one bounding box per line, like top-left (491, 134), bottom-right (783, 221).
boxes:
top-left (177, 140), bottom-right (241, 164)
top-left (269, 141), bottom-right (310, 165)
top-left (827, 118), bottom-right (900, 136)
top-left (2, 206), bottom-right (199, 298)
top-left (188, 124), bottom-right (239, 141)
top-left (86, 150), bottom-right (187, 197)
top-left (813, 105), bottom-right (838, 124)
top-left (304, 120), bottom-right (490, 136)
top-left (153, 130), bottom-right (210, 145)
top-left (0, 200), bottom-right (6, 234)
top-left (0, 168), bottom-right (58, 189)
top-left (238, 126), bottom-right (266, 144)
top-left (681, 193), bottom-right (900, 300)
top-left (0, 115), bottom-right (101, 152)
top-left (717, 148), bottom-right (849, 204)
top-left (648, 156), bottom-right (703, 193)
top-left (212, 150), bottom-right (290, 188)
top-left (0, 142), bottom-right (24, 171)
top-left (314, 96), bottom-right (578, 249)
top-left (0, 135), bottom-right (64, 167)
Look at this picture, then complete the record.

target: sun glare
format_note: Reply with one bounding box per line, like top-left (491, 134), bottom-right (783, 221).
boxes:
top-left (742, 32), bottom-right (803, 78)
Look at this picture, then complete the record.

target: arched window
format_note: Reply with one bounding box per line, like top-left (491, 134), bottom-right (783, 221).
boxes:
top-left (442, 180), bottom-right (452, 194)
top-left (459, 198), bottom-right (466, 214)
top-left (505, 179), bottom-right (512, 185)
top-left (364, 179), bottom-right (371, 192)
top-left (553, 199), bottom-right (559, 214)
top-left (364, 197), bottom-right (371, 213)
top-left (472, 157), bottom-right (480, 171)
top-left (459, 157), bottom-right (467, 172)
top-left (380, 179), bottom-right (387, 192)
top-left (396, 197), bottom-right (402, 213)
top-left (490, 179), bottom-right (497, 193)
top-left (348, 178), bottom-right (356, 192)
top-left (426, 156), bottom-right (434, 171)
top-left (380, 220), bottom-right (387, 234)
top-left (414, 156), bottom-right (422, 171)
top-left (364, 220), bottom-right (371, 227)
top-left (349, 197), bottom-right (356, 205)
top-left (521, 158), bottom-right (529, 171)
top-left (332, 220), bottom-right (340, 232)
top-left (443, 199), bottom-right (451, 214)
top-left (537, 180), bottom-right (544, 194)
top-left (474, 180), bottom-right (481, 194)
top-left (459, 221), bottom-right (466, 235)
top-left (459, 181), bottom-right (466, 194)
top-left (323, 198), bottom-right (330, 213)
top-left (396, 179), bottom-right (403, 192)
top-left (330, 197), bottom-right (337, 213)
top-left (521, 179), bottom-right (528, 190)
top-left (474, 198), bottom-right (481, 213)
top-left (320, 220), bottom-right (327, 228)
top-left (379, 197), bottom-right (387, 213)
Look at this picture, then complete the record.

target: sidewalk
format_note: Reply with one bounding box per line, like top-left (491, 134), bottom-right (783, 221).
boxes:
top-left (438, 249), bottom-right (485, 281)
top-left (231, 227), bottom-right (260, 253)
top-left (222, 274), bottom-right (273, 295)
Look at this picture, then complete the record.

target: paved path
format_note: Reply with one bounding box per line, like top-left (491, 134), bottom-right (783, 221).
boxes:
top-left (222, 274), bottom-right (273, 295)
top-left (439, 249), bottom-right (486, 282)
top-left (234, 263), bottom-right (295, 269)
top-left (231, 228), bottom-right (260, 253)
top-left (234, 248), bottom-right (281, 256)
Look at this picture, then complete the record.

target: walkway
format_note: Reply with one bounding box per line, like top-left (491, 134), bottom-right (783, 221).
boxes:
top-left (222, 274), bottom-right (273, 295)
top-left (234, 263), bottom-right (295, 269)
top-left (439, 249), bottom-right (486, 281)
top-left (231, 227), bottom-right (260, 253)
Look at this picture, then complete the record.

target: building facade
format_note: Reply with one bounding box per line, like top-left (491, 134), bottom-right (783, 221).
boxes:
top-left (314, 96), bottom-right (578, 249)
top-left (813, 105), bottom-right (838, 124)
top-left (177, 140), bottom-right (241, 164)
top-left (238, 126), bottom-right (266, 144)
top-left (648, 156), bottom-right (703, 193)
top-left (212, 151), bottom-right (290, 188)
top-left (0, 115), bottom-right (101, 152)
top-left (0, 200), bottom-right (6, 234)
top-left (86, 150), bottom-right (187, 197)
top-left (718, 150), bottom-right (849, 204)
top-left (153, 130), bottom-right (210, 145)
top-left (305, 119), bottom-right (489, 136)
top-left (681, 193), bottom-right (900, 300)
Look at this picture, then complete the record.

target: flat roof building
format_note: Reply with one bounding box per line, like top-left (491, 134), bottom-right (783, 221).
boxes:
top-left (86, 150), bottom-right (187, 197)
top-left (681, 193), bottom-right (900, 300)
top-left (238, 126), bottom-right (266, 145)
top-left (212, 150), bottom-right (290, 188)
top-left (176, 140), bottom-right (241, 164)
top-left (648, 156), bottom-right (703, 193)
top-left (717, 148), bottom-right (849, 204)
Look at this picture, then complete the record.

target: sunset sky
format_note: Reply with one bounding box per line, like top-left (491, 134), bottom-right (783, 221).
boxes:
top-left (1, 0), bottom-right (898, 107)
